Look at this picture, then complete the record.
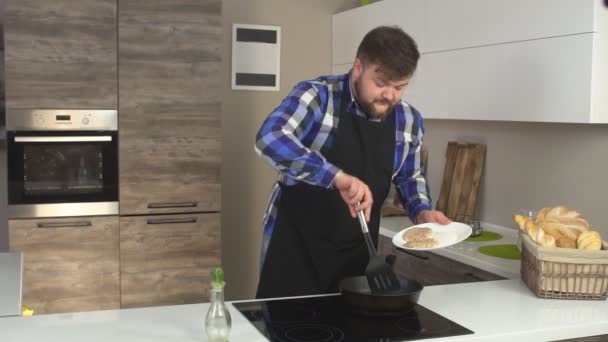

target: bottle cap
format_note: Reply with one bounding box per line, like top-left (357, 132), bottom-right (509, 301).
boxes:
top-left (211, 267), bottom-right (225, 290)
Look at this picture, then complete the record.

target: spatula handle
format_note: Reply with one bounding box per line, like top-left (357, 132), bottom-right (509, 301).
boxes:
top-left (357, 210), bottom-right (377, 256)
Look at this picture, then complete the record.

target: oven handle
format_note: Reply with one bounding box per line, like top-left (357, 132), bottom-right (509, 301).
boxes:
top-left (14, 136), bottom-right (112, 142)
top-left (37, 221), bottom-right (93, 228)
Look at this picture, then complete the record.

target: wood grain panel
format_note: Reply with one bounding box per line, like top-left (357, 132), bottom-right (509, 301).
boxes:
top-left (119, 21), bottom-right (221, 63)
top-left (445, 143), bottom-right (486, 223)
top-left (120, 213), bottom-right (221, 308)
top-left (119, 61), bottom-right (221, 214)
top-left (8, 216), bottom-right (120, 314)
top-left (119, 0), bottom-right (221, 24)
top-left (118, 1), bottom-right (221, 215)
top-left (436, 142), bottom-right (459, 214)
top-left (5, 0), bottom-right (115, 21)
top-left (4, 1), bottom-right (117, 109)
top-left (462, 144), bottom-right (486, 221)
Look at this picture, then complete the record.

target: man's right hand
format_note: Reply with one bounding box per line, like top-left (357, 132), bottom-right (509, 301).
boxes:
top-left (333, 171), bottom-right (373, 222)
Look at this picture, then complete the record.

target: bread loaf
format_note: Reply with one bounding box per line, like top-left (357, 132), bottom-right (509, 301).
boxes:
top-left (534, 207), bottom-right (552, 225)
top-left (524, 220), bottom-right (556, 247)
top-left (533, 205), bottom-right (590, 245)
top-left (542, 222), bottom-right (581, 240)
top-left (535, 227), bottom-right (556, 247)
top-left (513, 214), bottom-right (530, 232)
top-left (556, 237), bottom-right (577, 249)
top-left (516, 206), bottom-right (600, 250)
top-left (577, 231), bottom-right (602, 250)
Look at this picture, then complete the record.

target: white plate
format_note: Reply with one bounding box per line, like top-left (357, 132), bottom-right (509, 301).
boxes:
top-left (392, 222), bottom-right (472, 251)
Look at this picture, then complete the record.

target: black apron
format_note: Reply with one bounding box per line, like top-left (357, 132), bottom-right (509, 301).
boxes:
top-left (256, 89), bottom-right (396, 299)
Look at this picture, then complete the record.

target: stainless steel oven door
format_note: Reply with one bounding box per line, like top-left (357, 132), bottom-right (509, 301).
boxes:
top-left (6, 110), bottom-right (119, 219)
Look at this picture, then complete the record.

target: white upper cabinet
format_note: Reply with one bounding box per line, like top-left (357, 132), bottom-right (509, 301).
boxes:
top-left (423, 0), bottom-right (596, 52)
top-left (332, 0), bottom-right (426, 66)
top-left (332, 0), bottom-right (608, 123)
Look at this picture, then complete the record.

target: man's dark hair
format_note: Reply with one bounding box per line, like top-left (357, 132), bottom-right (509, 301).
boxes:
top-left (356, 26), bottom-right (420, 80)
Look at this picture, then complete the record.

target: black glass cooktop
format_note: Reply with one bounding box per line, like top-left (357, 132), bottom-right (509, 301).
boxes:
top-left (233, 295), bottom-right (473, 342)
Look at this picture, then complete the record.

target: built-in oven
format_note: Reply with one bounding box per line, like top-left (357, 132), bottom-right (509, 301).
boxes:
top-left (6, 110), bottom-right (118, 219)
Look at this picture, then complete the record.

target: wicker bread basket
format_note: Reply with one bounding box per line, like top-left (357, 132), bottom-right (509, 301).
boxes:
top-left (520, 232), bottom-right (608, 300)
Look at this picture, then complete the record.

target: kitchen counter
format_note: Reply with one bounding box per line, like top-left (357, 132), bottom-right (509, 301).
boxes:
top-left (380, 216), bottom-right (521, 279)
top-left (1, 279), bottom-right (607, 341)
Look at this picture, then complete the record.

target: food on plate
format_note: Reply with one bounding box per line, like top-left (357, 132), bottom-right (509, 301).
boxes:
top-left (403, 227), bottom-right (433, 241)
top-left (402, 227), bottom-right (438, 249)
top-left (404, 238), bottom-right (438, 248)
top-left (577, 231), bottom-right (602, 250)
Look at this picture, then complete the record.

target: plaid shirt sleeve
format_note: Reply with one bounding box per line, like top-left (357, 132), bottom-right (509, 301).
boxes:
top-left (393, 109), bottom-right (433, 223)
top-left (255, 81), bottom-right (341, 188)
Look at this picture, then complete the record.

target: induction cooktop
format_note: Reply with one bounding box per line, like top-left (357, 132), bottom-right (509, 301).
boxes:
top-left (233, 294), bottom-right (473, 342)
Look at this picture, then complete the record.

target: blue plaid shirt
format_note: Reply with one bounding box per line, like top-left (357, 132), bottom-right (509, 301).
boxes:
top-left (255, 72), bottom-right (432, 263)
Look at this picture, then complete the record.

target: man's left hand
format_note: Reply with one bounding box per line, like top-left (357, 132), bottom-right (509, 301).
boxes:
top-left (416, 210), bottom-right (451, 225)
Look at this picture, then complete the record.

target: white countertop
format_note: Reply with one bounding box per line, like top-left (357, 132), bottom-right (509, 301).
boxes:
top-left (379, 217), bottom-right (521, 279)
top-left (1, 279), bottom-right (607, 341)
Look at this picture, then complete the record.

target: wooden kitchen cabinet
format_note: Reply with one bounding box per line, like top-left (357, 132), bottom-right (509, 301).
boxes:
top-left (118, 0), bottom-right (222, 215)
top-left (8, 216), bottom-right (120, 314)
top-left (378, 235), bottom-right (504, 286)
top-left (3, 0), bottom-right (117, 109)
top-left (119, 213), bottom-right (221, 308)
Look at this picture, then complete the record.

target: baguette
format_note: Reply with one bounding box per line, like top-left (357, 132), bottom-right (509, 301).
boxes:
top-left (542, 222), bottom-right (581, 241)
top-left (534, 207), bottom-right (552, 225)
top-left (535, 227), bottom-right (556, 247)
top-left (525, 220), bottom-right (556, 247)
top-left (513, 214), bottom-right (530, 232)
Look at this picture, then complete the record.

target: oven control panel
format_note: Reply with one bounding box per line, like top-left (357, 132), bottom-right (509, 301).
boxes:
top-left (6, 110), bottom-right (117, 131)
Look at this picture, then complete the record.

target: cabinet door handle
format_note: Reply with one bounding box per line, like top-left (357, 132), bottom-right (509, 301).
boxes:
top-left (147, 202), bottom-right (198, 209)
top-left (37, 221), bottom-right (92, 228)
top-left (463, 272), bottom-right (485, 281)
top-left (146, 218), bottom-right (197, 225)
top-left (394, 246), bottom-right (430, 260)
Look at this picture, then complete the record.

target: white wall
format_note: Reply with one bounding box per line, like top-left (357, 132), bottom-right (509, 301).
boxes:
top-left (422, 119), bottom-right (608, 236)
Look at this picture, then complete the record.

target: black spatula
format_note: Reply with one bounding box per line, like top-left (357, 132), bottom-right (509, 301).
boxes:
top-left (357, 210), bottom-right (401, 293)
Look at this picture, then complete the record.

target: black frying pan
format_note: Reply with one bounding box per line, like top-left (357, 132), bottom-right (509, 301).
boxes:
top-left (339, 275), bottom-right (424, 316)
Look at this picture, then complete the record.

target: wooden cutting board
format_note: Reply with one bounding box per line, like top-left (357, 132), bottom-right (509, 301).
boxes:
top-left (436, 142), bottom-right (459, 214)
top-left (436, 142), bottom-right (486, 224)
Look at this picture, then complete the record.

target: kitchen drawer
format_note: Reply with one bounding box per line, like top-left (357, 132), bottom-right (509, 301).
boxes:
top-left (379, 235), bottom-right (504, 286)
top-left (119, 213), bottom-right (221, 308)
top-left (8, 216), bottom-right (120, 314)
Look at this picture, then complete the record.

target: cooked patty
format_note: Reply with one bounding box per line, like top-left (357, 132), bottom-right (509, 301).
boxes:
top-left (403, 227), bottom-right (433, 241)
top-left (404, 238), bottom-right (439, 248)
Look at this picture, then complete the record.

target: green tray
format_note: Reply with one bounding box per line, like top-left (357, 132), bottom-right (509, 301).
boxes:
top-left (465, 231), bottom-right (503, 242)
top-left (478, 244), bottom-right (521, 260)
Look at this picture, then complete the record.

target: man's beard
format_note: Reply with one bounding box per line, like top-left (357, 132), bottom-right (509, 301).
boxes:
top-left (354, 79), bottom-right (397, 119)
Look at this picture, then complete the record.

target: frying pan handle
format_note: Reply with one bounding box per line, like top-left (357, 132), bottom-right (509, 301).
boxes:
top-left (394, 246), bottom-right (430, 260)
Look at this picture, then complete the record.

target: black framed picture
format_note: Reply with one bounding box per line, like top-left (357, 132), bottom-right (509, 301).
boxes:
top-left (231, 24), bottom-right (281, 91)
